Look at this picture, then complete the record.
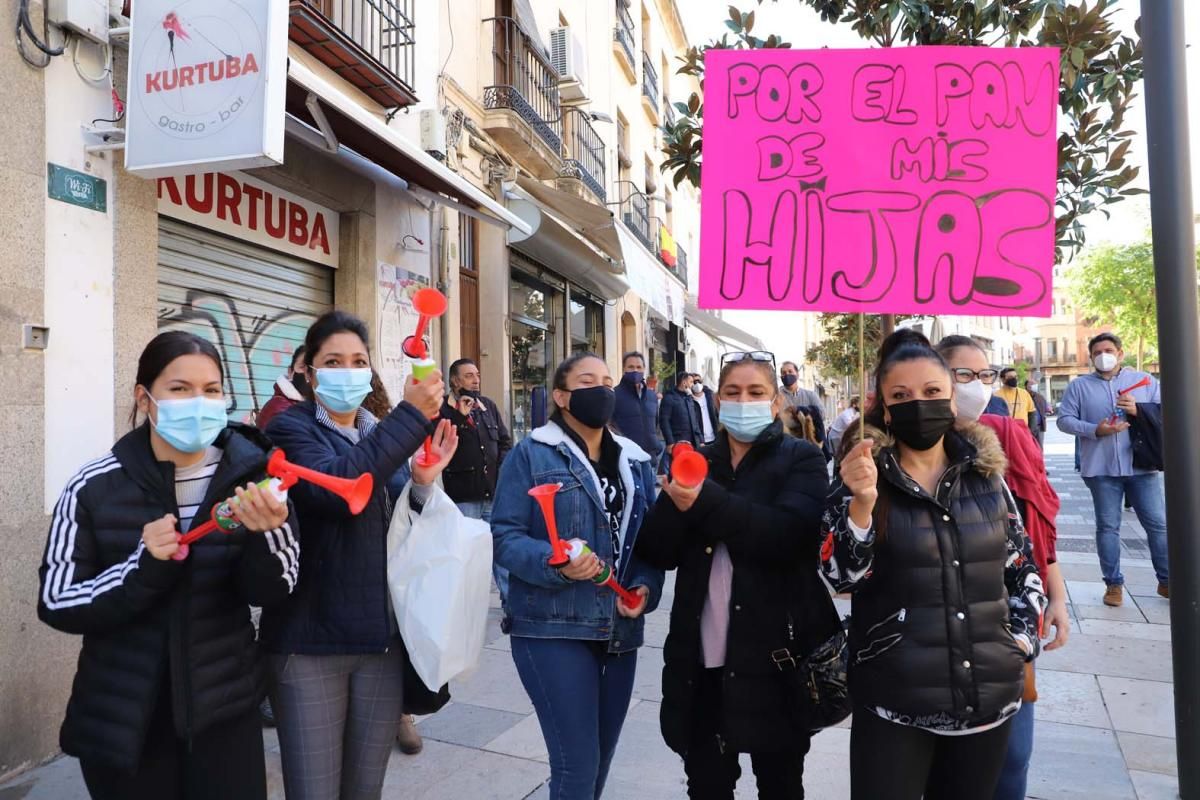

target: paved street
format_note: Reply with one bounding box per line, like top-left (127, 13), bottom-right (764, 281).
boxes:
top-left (0, 427), bottom-right (1180, 800)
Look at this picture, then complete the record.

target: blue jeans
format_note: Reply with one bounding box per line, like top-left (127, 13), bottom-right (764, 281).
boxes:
top-left (511, 637), bottom-right (638, 800)
top-left (458, 500), bottom-right (506, 603)
top-left (992, 701), bottom-right (1035, 800)
top-left (1081, 473), bottom-right (1170, 585)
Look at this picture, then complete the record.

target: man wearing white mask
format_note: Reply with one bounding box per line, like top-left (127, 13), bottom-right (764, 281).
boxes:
top-left (689, 372), bottom-right (718, 445)
top-left (1057, 332), bottom-right (1169, 606)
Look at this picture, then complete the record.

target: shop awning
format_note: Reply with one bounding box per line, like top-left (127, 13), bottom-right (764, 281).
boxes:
top-left (617, 225), bottom-right (685, 326)
top-left (506, 185), bottom-right (630, 300)
top-left (514, 176), bottom-right (622, 262)
top-left (286, 50), bottom-right (532, 236)
top-left (685, 299), bottom-right (765, 350)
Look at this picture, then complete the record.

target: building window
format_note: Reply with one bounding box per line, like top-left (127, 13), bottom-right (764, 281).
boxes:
top-left (569, 293), bottom-right (604, 356)
top-left (458, 217), bottom-right (480, 364)
top-left (509, 268), bottom-right (562, 441)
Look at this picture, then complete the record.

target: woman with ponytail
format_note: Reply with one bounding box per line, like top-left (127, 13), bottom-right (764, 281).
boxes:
top-left (820, 330), bottom-right (1048, 800)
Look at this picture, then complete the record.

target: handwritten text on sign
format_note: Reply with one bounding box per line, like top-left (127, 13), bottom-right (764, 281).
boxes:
top-left (698, 48), bottom-right (1059, 317)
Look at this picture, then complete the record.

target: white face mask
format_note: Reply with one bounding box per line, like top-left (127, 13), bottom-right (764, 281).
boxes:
top-left (1094, 352), bottom-right (1119, 373)
top-left (954, 379), bottom-right (993, 422)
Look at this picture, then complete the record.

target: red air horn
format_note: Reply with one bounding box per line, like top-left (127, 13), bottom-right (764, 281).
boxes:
top-left (1118, 376), bottom-right (1151, 396)
top-left (402, 288), bottom-right (449, 466)
top-left (175, 449), bottom-right (373, 552)
top-left (528, 483), bottom-right (642, 608)
top-left (670, 442), bottom-right (708, 489)
top-left (528, 483), bottom-right (572, 567)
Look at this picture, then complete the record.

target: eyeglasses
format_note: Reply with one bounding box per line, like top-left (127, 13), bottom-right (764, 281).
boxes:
top-left (721, 350), bottom-right (776, 366)
top-left (951, 367), bottom-right (1000, 385)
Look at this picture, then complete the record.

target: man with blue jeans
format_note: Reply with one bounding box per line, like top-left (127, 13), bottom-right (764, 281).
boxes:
top-left (1057, 332), bottom-right (1169, 606)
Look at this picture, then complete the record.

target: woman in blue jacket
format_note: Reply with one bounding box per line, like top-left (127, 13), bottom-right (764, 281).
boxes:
top-left (262, 310), bottom-right (455, 800)
top-left (491, 352), bottom-right (665, 800)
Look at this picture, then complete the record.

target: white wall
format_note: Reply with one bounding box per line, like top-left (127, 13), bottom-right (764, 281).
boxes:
top-left (42, 45), bottom-right (116, 511)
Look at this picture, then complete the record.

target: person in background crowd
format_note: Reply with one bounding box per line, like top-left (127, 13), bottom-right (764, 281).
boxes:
top-left (440, 357), bottom-right (513, 604)
top-left (257, 344), bottom-right (307, 430)
top-left (823, 330), bottom-right (1047, 800)
top-left (38, 331), bottom-right (300, 800)
top-left (1056, 332), bottom-right (1169, 606)
top-left (690, 372), bottom-right (719, 446)
top-left (936, 335), bottom-right (1071, 800)
top-left (263, 311), bottom-right (457, 800)
top-left (660, 371), bottom-right (703, 455)
top-left (492, 353), bottom-right (664, 800)
top-left (996, 368), bottom-right (1038, 430)
top-left (828, 395), bottom-right (861, 459)
top-left (779, 361), bottom-right (828, 455)
top-left (637, 351), bottom-right (839, 799)
top-left (612, 351), bottom-right (665, 468)
top-left (1026, 380), bottom-right (1051, 450)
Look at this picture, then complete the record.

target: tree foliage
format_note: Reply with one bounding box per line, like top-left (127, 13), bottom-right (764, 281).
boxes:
top-left (806, 313), bottom-right (914, 380)
top-left (1066, 239), bottom-right (1199, 369)
top-left (663, 0), bottom-right (1146, 263)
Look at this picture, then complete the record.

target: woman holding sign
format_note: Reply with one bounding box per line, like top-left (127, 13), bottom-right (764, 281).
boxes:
top-left (821, 330), bottom-right (1048, 800)
top-left (636, 352), bottom-right (840, 799)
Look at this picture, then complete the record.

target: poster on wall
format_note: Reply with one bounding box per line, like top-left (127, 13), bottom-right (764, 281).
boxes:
top-left (698, 47), bottom-right (1059, 317)
top-left (125, 0), bottom-right (288, 177)
top-left (378, 264), bottom-right (432, 405)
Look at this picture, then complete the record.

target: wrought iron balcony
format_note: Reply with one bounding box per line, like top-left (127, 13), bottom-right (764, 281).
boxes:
top-left (289, 0), bottom-right (417, 108)
top-left (663, 97), bottom-right (677, 129)
top-left (676, 244), bottom-right (688, 286)
top-left (641, 51), bottom-right (659, 110)
top-left (561, 108), bottom-right (607, 202)
top-left (614, 3), bottom-right (636, 68)
top-left (618, 184), bottom-right (655, 252)
top-left (484, 17), bottom-right (563, 154)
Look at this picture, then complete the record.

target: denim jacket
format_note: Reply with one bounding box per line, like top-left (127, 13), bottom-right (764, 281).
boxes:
top-left (491, 423), bottom-right (664, 653)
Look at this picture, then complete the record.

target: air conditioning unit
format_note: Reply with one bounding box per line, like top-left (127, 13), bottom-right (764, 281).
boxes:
top-left (420, 109), bottom-right (447, 161)
top-left (550, 26), bottom-right (589, 102)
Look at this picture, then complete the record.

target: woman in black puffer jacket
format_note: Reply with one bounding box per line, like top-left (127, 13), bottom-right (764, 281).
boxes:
top-left (38, 332), bottom-right (300, 799)
top-left (636, 352), bottom-right (840, 800)
top-left (821, 330), bottom-right (1048, 800)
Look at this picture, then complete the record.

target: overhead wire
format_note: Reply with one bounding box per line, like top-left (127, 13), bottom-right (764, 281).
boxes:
top-left (16, 0), bottom-right (64, 68)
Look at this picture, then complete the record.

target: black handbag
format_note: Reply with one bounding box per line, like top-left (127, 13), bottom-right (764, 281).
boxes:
top-left (772, 616), bottom-right (851, 732)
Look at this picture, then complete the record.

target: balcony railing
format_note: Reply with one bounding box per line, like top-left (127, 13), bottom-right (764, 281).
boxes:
top-left (618, 184), bottom-right (655, 252)
top-left (484, 17), bottom-right (563, 153)
top-left (663, 97), bottom-right (677, 129)
top-left (289, 0), bottom-right (417, 108)
top-left (676, 244), bottom-right (688, 285)
top-left (642, 51), bottom-right (659, 109)
top-left (614, 4), bottom-right (636, 66)
top-left (561, 108), bottom-right (607, 202)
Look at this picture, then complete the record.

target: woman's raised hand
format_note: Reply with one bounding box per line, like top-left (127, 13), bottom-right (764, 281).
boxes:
top-left (842, 439), bottom-right (878, 528)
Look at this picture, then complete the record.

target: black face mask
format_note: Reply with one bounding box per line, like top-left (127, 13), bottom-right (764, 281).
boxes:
top-left (781, 373), bottom-right (798, 388)
top-left (566, 385), bottom-right (617, 429)
top-left (887, 399), bottom-right (956, 451)
top-left (460, 388), bottom-right (481, 400)
top-left (291, 373), bottom-right (309, 395)
top-left (1004, 377), bottom-right (1019, 388)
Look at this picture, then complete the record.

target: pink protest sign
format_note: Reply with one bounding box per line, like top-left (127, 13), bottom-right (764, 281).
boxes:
top-left (698, 47), bottom-right (1059, 317)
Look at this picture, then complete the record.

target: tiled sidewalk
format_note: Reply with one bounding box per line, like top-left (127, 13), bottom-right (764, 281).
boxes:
top-left (0, 429), bottom-right (1180, 799)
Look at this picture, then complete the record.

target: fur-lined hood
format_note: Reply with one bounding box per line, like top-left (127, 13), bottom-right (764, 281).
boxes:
top-left (841, 418), bottom-right (1007, 479)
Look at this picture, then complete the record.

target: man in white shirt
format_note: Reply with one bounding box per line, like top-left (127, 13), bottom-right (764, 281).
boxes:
top-left (828, 395), bottom-right (862, 459)
top-left (690, 373), bottom-right (718, 445)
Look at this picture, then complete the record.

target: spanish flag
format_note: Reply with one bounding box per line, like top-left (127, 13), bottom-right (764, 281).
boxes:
top-left (659, 225), bottom-right (677, 268)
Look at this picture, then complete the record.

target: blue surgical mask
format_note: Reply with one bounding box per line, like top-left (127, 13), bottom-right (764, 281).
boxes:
top-left (150, 395), bottom-right (227, 453)
top-left (314, 368), bottom-right (373, 413)
top-left (719, 400), bottom-right (775, 443)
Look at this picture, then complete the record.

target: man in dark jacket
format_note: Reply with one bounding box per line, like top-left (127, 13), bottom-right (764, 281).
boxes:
top-left (689, 372), bottom-right (718, 445)
top-left (440, 358), bottom-right (513, 600)
top-left (612, 351), bottom-right (665, 466)
top-left (659, 371), bottom-right (702, 454)
top-left (1026, 380), bottom-right (1051, 449)
top-left (257, 344), bottom-right (307, 430)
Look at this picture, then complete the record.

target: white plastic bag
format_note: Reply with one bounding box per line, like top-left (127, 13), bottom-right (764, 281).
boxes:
top-left (387, 481), bottom-right (493, 691)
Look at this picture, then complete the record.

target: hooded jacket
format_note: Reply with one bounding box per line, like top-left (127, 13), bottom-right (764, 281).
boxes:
top-left (636, 421), bottom-right (840, 754)
top-left (38, 424), bottom-right (300, 771)
top-left (820, 422), bottom-right (1047, 731)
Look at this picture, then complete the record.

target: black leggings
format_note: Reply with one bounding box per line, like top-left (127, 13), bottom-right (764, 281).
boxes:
top-left (80, 683), bottom-right (266, 800)
top-left (850, 706), bottom-right (1013, 800)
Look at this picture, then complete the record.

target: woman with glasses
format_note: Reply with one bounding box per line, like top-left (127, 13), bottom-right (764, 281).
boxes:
top-left (936, 335), bottom-right (1069, 800)
top-left (636, 351), bottom-right (840, 799)
top-left (821, 330), bottom-right (1047, 800)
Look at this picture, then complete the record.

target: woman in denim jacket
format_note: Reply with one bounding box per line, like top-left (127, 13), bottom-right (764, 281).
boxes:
top-left (491, 352), bottom-right (665, 800)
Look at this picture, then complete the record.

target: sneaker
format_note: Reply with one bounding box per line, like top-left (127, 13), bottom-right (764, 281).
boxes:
top-left (1158, 583), bottom-right (1170, 599)
top-left (1103, 584), bottom-right (1124, 607)
top-left (259, 697), bottom-right (276, 728)
top-left (397, 714), bottom-right (423, 755)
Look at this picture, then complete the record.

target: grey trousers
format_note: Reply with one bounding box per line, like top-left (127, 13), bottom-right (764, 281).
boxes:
top-left (271, 647), bottom-right (405, 800)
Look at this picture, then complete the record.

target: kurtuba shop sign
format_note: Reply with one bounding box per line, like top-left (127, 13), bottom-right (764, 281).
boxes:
top-left (125, 0), bottom-right (287, 177)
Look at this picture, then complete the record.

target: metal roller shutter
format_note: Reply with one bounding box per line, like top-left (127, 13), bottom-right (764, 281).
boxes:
top-left (157, 219), bottom-right (334, 424)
